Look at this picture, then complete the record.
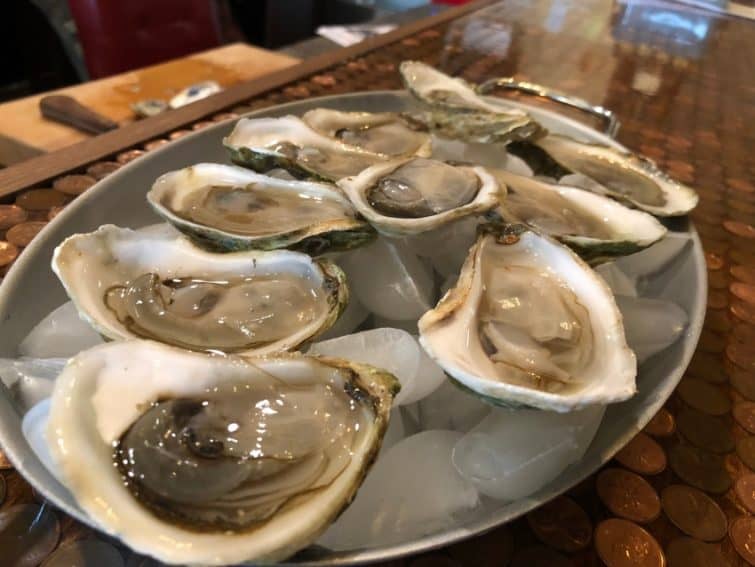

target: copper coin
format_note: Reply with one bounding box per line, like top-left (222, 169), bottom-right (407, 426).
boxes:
top-left (0, 503), bottom-right (60, 566)
top-left (687, 351), bottom-right (728, 384)
top-left (699, 330), bottom-right (725, 354)
top-left (724, 220), bottom-right (755, 239)
top-left (731, 299), bottom-right (755, 325)
top-left (594, 518), bottom-right (665, 567)
top-left (143, 139), bottom-right (169, 152)
top-left (708, 270), bottom-right (730, 290)
top-left (86, 161), bottom-right (120, 180)
top-left (735, 473), bottom-right (755, 514)
top-left (596, 468), bottom-right (661, 523)
top-left (41, 539), bottom-right (124, 567)
top-left (704, 309), bottom-right (732, 334)
top-left (446, 525), bottom-right (513, 567)
top-left (47, 206), bottom-right (65, 221)
top-left (116, 149), bottom-right (145, 164)
top-left (668, 443), bottom-right (732, 494)
top-left (191, 121), bottom-right (214, 131)
top-left (0, 474), bottom-right (5, 506)
top-left (212, 112), bottom-right (238, 122)
top-left (732, 369), bottom-right (755, 402)
top-left (676, 379), bottom-right (731, 416)
top-left (734, 402), bottom-right (755, 434)
top-left (168, 130), bottom-right (191, 140)
top-left (615, 432), bottom-right (667, 475)
top-left (0, 241), bottom-right (19, 268)
top-left (705, 252), bottom-right (725, 270)
top-left (707, 289), bottom-right (729, 310)
top-left (6, 221), bottom-right (47, 247)
top-left (15, 188), bottom-right (67, 211)
top-left (526, 495), bottom-right (592, 552)
top-left (0, 447), bottom-right (11, 470)
top-left (728, 179), bottom-right (755, 194)
top-left (732, 265), bottom-right (755, 285)
top-left (666, 537), bottom-right (730, 567)
top-left (734, 323), bottom-right (755, 345)
top-left (676, 407), bottom-right (735, 454)
top-left (727, 342), bottom-right (755, 371)
top-left (0, 204), bottom-right (28, 230)
top-left (52, 174), bottom-right (95, 195)
top-left (510, 546), bottom-right (570, 567)
top-left (737, 437), bottom-right (755, 471)
top-left (730, 516), bottom-right (755, 565)
top-left (644, 408), bottom-right (676, 437)
top-left (660, 484), bottom-right (728, 541)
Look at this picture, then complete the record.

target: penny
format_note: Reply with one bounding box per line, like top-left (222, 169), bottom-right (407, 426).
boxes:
top-left (666, 537), bottom-right (731, 567)
top-left (704, 310), bottom-right (732, 335)
top-left (729, 179), bottom-right (755, 194)
top-left (734, 322), bottom-right (755, 343)
top-left (594, 518), bottom-right (664, 567)
top-left (676, 379), bottom-right (731, 416)
top-left (734, 402), bottom-right (755, 433)
top-left (687, 351), bottom-right (728, 384)
top-left (86, 161), bottom-right (120, 180)
top-left (730, 516), bottom-right (755, 565)
top-left (596, 468), bottom-right (660, 523)
top-left (708, 270), bottom-right (730, 290)
top-left (526, 495), bottom-right (592, 552)
top-left (0, 474), bottom-right (5, 506)
top-left (446, 525), bottom-right (513, 567)
top-left (143, 139), bottom-right (169, 152)
top-left (192, 121), bottom-right (214, 131)
top-left (42, 539), bottom-right (124, 567)
top-left (510, 545), bottom-right (571, 567)
top-left (0, 205), bottom-right (28, 230)
top-left (0, 241), bottom-right (19, 268)
top-left (732, 369), bottom-right (755, 401)
top-left (660, 484), bottom-right (728, 541)
top-left (705, 252), bottom-right (724, 270)
top-left (168, 130), bottom-right (191, 140)
top-left (727, 342), bottom-right (755, 371)
top-left (699, 330), bottom-right (725, 354)
top-left (212, 112), bottom-right (238, 122)
top-left (676, 407), bottom-right (734, 454)
top-left (735, 473), bottom-right (755, 513)
top-left (737, 437), bottom-right (755, 470)
top-left (0, 447), bottom-right (12, 470)
top-left (116, 149), bottom-right (145, 164)
top-left (731, 248), bottom-right (755, 267)
top-left (15, 188), bottom-right (67, 211)
top-left (52, 174), bottom-right (96, 195)
top-left (47, 206), bottom-right (65, 221)
top-left (731, 299), bottom-right (755, 325)
top-left (0, 503), bottom-right (60, 566)
top-left (644, 408), bottom-right (675, 437)
top-left (706, 289), bottom-right (728, 310)
top-left (732, 264), bottom-right (755, 284)
top-left (615, 432), bottom-right (667, 475)
top-left (668, 443), bottom-right (732, 494)
top-left (724, 220), bottom-right (755, 239)
top-left (6, 221), bottom-right (47, 247)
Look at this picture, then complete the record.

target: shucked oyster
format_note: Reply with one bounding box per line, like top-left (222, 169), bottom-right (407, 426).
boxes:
top-left (399, 61), bottom-right (544, 144)
top-left (494, 169), bottom-right (667, 264)
top-left (507, 134), bottom-right (699, 216)
top-left (225, 115), bottom-right (398, 182)
top-left (338, 157), bottom-right (500, 236)
top-left (419, 225), bottom-right (636, 412)
top-left (46, 340), bottom-right (399, 564)
top-left (301, 108), bottom-right (432, 157)
top-left (147, 163), bottom-right (375, 254)
top-left (52, 225), bottom-right (347, 355)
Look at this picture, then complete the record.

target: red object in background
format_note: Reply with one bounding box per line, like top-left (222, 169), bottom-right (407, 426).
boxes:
top-left (67, 0), bottom-right (221, 78)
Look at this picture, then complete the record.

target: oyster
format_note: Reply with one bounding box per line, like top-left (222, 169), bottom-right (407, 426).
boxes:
top-left (147, 163), bottom-right (375, 254)
top-left (399, 61), bottom-right (544, 143)
top-left (494, 169), bottom-right (667, 264)
top-left (52, 225), bottom-right (347, 355)
top-left (338, 157), bottom-right (500, 236)
top-left (301, 108), bottom-right (432, 157)
top-left (46, 340), bottom-right (399, 565)
top-left (224, 115), bottom-right (394, 181)
top-left (418, 225), bottom-right (636, 411)
top-left (506, 134), bottom-right (699, 216)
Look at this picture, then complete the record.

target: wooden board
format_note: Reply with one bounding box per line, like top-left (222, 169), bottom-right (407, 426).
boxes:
top-left (0, 43), bottom-right (299, 165)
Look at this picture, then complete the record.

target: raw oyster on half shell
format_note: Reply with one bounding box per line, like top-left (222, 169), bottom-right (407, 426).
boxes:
top-left (52, 225), bottom-right (347, 355)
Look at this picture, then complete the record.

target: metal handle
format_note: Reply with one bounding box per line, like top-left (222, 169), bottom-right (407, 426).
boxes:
top-left (477, 78), bottom-right (620, 138)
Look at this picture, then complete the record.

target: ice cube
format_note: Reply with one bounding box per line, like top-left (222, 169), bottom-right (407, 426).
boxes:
top-left (418, 380), bottom-right (491, 432)
top-left (22, 398), bottom-right (58, 480)
top-left (595, 262), bottom-right (637, 297)
top-left (308, 328), bottom-right (445, 405)
top-left (430, 138), bottom-right (528, 176)
top-left (616, 233), bottom-right (692, 282)
top-left (405, 217), bottom-right (479, 278)
top-left (370, 316), bottom-right (418, 335)
top-left (338, 237), bottom-right (435, 321)
top-left (0, 358), bottom-right (66, 411)
top-left (452, 405), bottom-right (605, 501)
top-left (317, 430), bottom-right (479, 550)
top-left (381, 409), bottom-right (407, 453)
top-left (317, 296), bottom-right (369, 340)
top-left (615, 295), bottom-right (688, 363)
top-left (18, 302), bottom-right (103, 358)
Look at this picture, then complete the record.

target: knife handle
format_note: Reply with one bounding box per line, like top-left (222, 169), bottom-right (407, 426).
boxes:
top-left (39, 95), bottom-right (119, 135)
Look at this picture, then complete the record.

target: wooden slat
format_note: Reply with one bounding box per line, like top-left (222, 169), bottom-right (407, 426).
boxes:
top-left (0, 0), bottom-right (493, 198)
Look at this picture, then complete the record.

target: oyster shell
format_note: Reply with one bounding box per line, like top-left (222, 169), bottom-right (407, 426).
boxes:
top-left (506, 134), bottom-right (699, 216)
top-left (337, 157), bottom-right (500, 236)
top-left (46, 340), bottom-right (399, 565)
top-left (224, 115), bottom-right (394, 181)
top-left (301, 108), bottom-right (432, 157)
top-left (147, 163), bottom-right (375, 254)
top-left (52, 225), bottom-right (347, 355)
top-left (418, 225), bottom-right (636, 411)
top-left (493, 169), bottom-right (667, 264)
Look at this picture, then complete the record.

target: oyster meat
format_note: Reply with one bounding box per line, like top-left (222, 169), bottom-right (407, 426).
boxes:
top-left (52, 225), bottom-right (347, 355)
top-left (494, 169), bottom-right (667, 263)
top-left (338, 157), bottom-right (500, 236)
top-left (148, 163), bottom-right (375, 254)
top-left (301, 108), bottom-right (432, 157)
top-left (419, 225), bottom-right (636, 411)
top-left (46, 340), bottom-right (399, 565)
top-left (506, 134), bottom-right (699, 216)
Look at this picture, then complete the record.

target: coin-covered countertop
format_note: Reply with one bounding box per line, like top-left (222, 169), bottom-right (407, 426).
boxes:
top-left (1, 0), bottom-right (754, 565)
